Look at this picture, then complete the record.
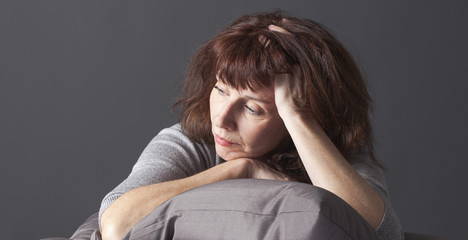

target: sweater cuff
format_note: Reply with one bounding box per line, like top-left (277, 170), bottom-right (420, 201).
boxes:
top-left (375, 201), bottom-right (404, 240)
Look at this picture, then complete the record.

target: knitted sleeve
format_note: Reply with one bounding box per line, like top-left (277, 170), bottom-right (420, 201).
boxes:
top-left (98, 124), bottom-right (220, 221)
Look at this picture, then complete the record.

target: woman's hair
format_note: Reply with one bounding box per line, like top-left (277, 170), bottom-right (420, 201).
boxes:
top-left (175, 11), bottom-right (379, 183)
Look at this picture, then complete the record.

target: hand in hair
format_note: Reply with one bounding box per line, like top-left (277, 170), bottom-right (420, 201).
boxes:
top-left (274, 66), bottom-right (304, 118)
top-left (268, 24), bottom-right (293, 35)
top-left (273, 70), bottom-right (385, 229)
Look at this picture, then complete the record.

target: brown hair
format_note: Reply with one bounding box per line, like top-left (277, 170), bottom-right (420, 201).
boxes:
top-left (175, 11), bottom-right (379, 183)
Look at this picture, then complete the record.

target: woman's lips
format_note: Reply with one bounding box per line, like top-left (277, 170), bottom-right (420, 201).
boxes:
top-left (215, 134), bottom-right (234, 147)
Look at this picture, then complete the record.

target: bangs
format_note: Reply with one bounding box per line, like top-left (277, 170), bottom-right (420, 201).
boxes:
top-left (213, 31), bottom-right (296, 91)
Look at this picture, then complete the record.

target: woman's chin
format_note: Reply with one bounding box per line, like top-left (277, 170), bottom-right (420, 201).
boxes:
top-left (215, 143), bottom-right (265, 161)
top-left (215, 145), bottom-right (243, 161)
top-left (215, 149), bottom-right (235, 161)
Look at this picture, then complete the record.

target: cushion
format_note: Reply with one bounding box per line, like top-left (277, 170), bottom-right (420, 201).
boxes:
top-left (44, 179), bottom-right (379, 239)
top-left (124, 179), bottom-right (378, 240)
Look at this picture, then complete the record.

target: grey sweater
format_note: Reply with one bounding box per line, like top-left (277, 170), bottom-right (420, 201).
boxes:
top-left (99, 124), bottom-right (404, 240)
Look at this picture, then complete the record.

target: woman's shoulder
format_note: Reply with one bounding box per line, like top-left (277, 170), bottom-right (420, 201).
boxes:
top-left (145, 123), bottom-right (223, 165)
top-left (157, 123), bottom-right (183, 136)
top-left (149, 123), bottom-right (193, 145)
top-left (148, 123), bottom-right (201, 148)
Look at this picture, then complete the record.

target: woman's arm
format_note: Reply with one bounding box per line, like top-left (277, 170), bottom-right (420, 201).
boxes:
top-left (274, 75), bottom-right (385, 229)
top-left (100, 158), bottom-right (289, 240)
top-left (100, 160), bottom-right (245, 240)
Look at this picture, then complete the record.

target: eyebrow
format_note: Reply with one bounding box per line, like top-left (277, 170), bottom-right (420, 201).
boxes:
top-left (215, 79), bottom-right (273, 104)
top-left (244, 94), bottom-right (272, 104)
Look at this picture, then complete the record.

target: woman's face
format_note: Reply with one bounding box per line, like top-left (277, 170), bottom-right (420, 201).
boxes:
top-left (210, 78), bottom-right (289, 161)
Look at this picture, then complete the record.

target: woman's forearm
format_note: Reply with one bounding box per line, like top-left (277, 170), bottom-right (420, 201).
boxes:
top-left (280, 112), bottom-right (384, 229)
top-left (100, 159), bottom-right (249, 240)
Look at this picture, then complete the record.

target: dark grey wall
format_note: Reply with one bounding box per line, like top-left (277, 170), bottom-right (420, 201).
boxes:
top-left (1, 1), bottom-right (466, 239)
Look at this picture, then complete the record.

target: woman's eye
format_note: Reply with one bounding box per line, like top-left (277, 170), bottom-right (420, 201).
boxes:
top-left (214, 85), bottom-right (226, 95)
top-left (244, 105), bottom-right (260, 115)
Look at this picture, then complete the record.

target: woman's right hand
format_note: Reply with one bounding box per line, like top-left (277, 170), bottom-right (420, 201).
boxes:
top-left (239, 158), bottom-right (294, 181)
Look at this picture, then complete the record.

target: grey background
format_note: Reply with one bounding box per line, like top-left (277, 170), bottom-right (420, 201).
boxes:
top-left (1, 1), bottom-right (467, 239)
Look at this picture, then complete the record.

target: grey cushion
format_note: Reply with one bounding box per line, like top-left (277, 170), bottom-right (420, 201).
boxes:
top-left (124, 179), bottom-right (379, 240)
top-left (70, 213), bottom-right (101, 240)
top-left (44, 179), bottom-right (380, 240)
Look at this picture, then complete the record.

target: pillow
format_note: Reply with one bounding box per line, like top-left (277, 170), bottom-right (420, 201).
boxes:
top-left (70, 213), bottom-right (100, 240)
top-left (124, 179), bottom-right (379, 240)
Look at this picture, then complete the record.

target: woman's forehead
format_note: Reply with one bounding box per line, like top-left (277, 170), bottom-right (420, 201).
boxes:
top-left (216, 78), bottom-right (275, 104)
top-left (215, 71), bottom-right (273, 91)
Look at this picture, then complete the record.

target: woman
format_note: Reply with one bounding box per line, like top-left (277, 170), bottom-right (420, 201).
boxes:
top-left (99, 12), bottom-right (403, 240)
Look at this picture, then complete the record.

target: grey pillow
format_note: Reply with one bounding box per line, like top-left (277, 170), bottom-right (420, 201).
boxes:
top-left (125, 179), bottom-right (379, 240)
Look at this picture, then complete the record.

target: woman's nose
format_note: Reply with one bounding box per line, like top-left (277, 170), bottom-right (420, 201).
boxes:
top-left (214, 104), bottom-right (236, 131)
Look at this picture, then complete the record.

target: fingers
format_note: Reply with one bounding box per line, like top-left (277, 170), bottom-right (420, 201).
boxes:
top-left (274, 71), bottom-right (299, 117)
top-left (274, 73), bottom-right (290, 94)
top-left (268, 24), bottom-right (293, 35)
top-left (260, 24), bottom-right (292, 47)
top-left (274, 74), bottom-right (290, 105)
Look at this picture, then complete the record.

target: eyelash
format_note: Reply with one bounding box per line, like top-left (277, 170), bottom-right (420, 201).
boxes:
top-left (214, 85), bottom-right (261, 116)
top-left (244, 105), bottom-right (259, 115)
top-left (214, 85), bottom-right (225, 95)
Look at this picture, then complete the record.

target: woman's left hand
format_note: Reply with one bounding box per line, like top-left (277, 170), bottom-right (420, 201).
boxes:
top-left (274, 66), bottom-right (303, 119)
top-left (272, 66), bottom-right (385, 229)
